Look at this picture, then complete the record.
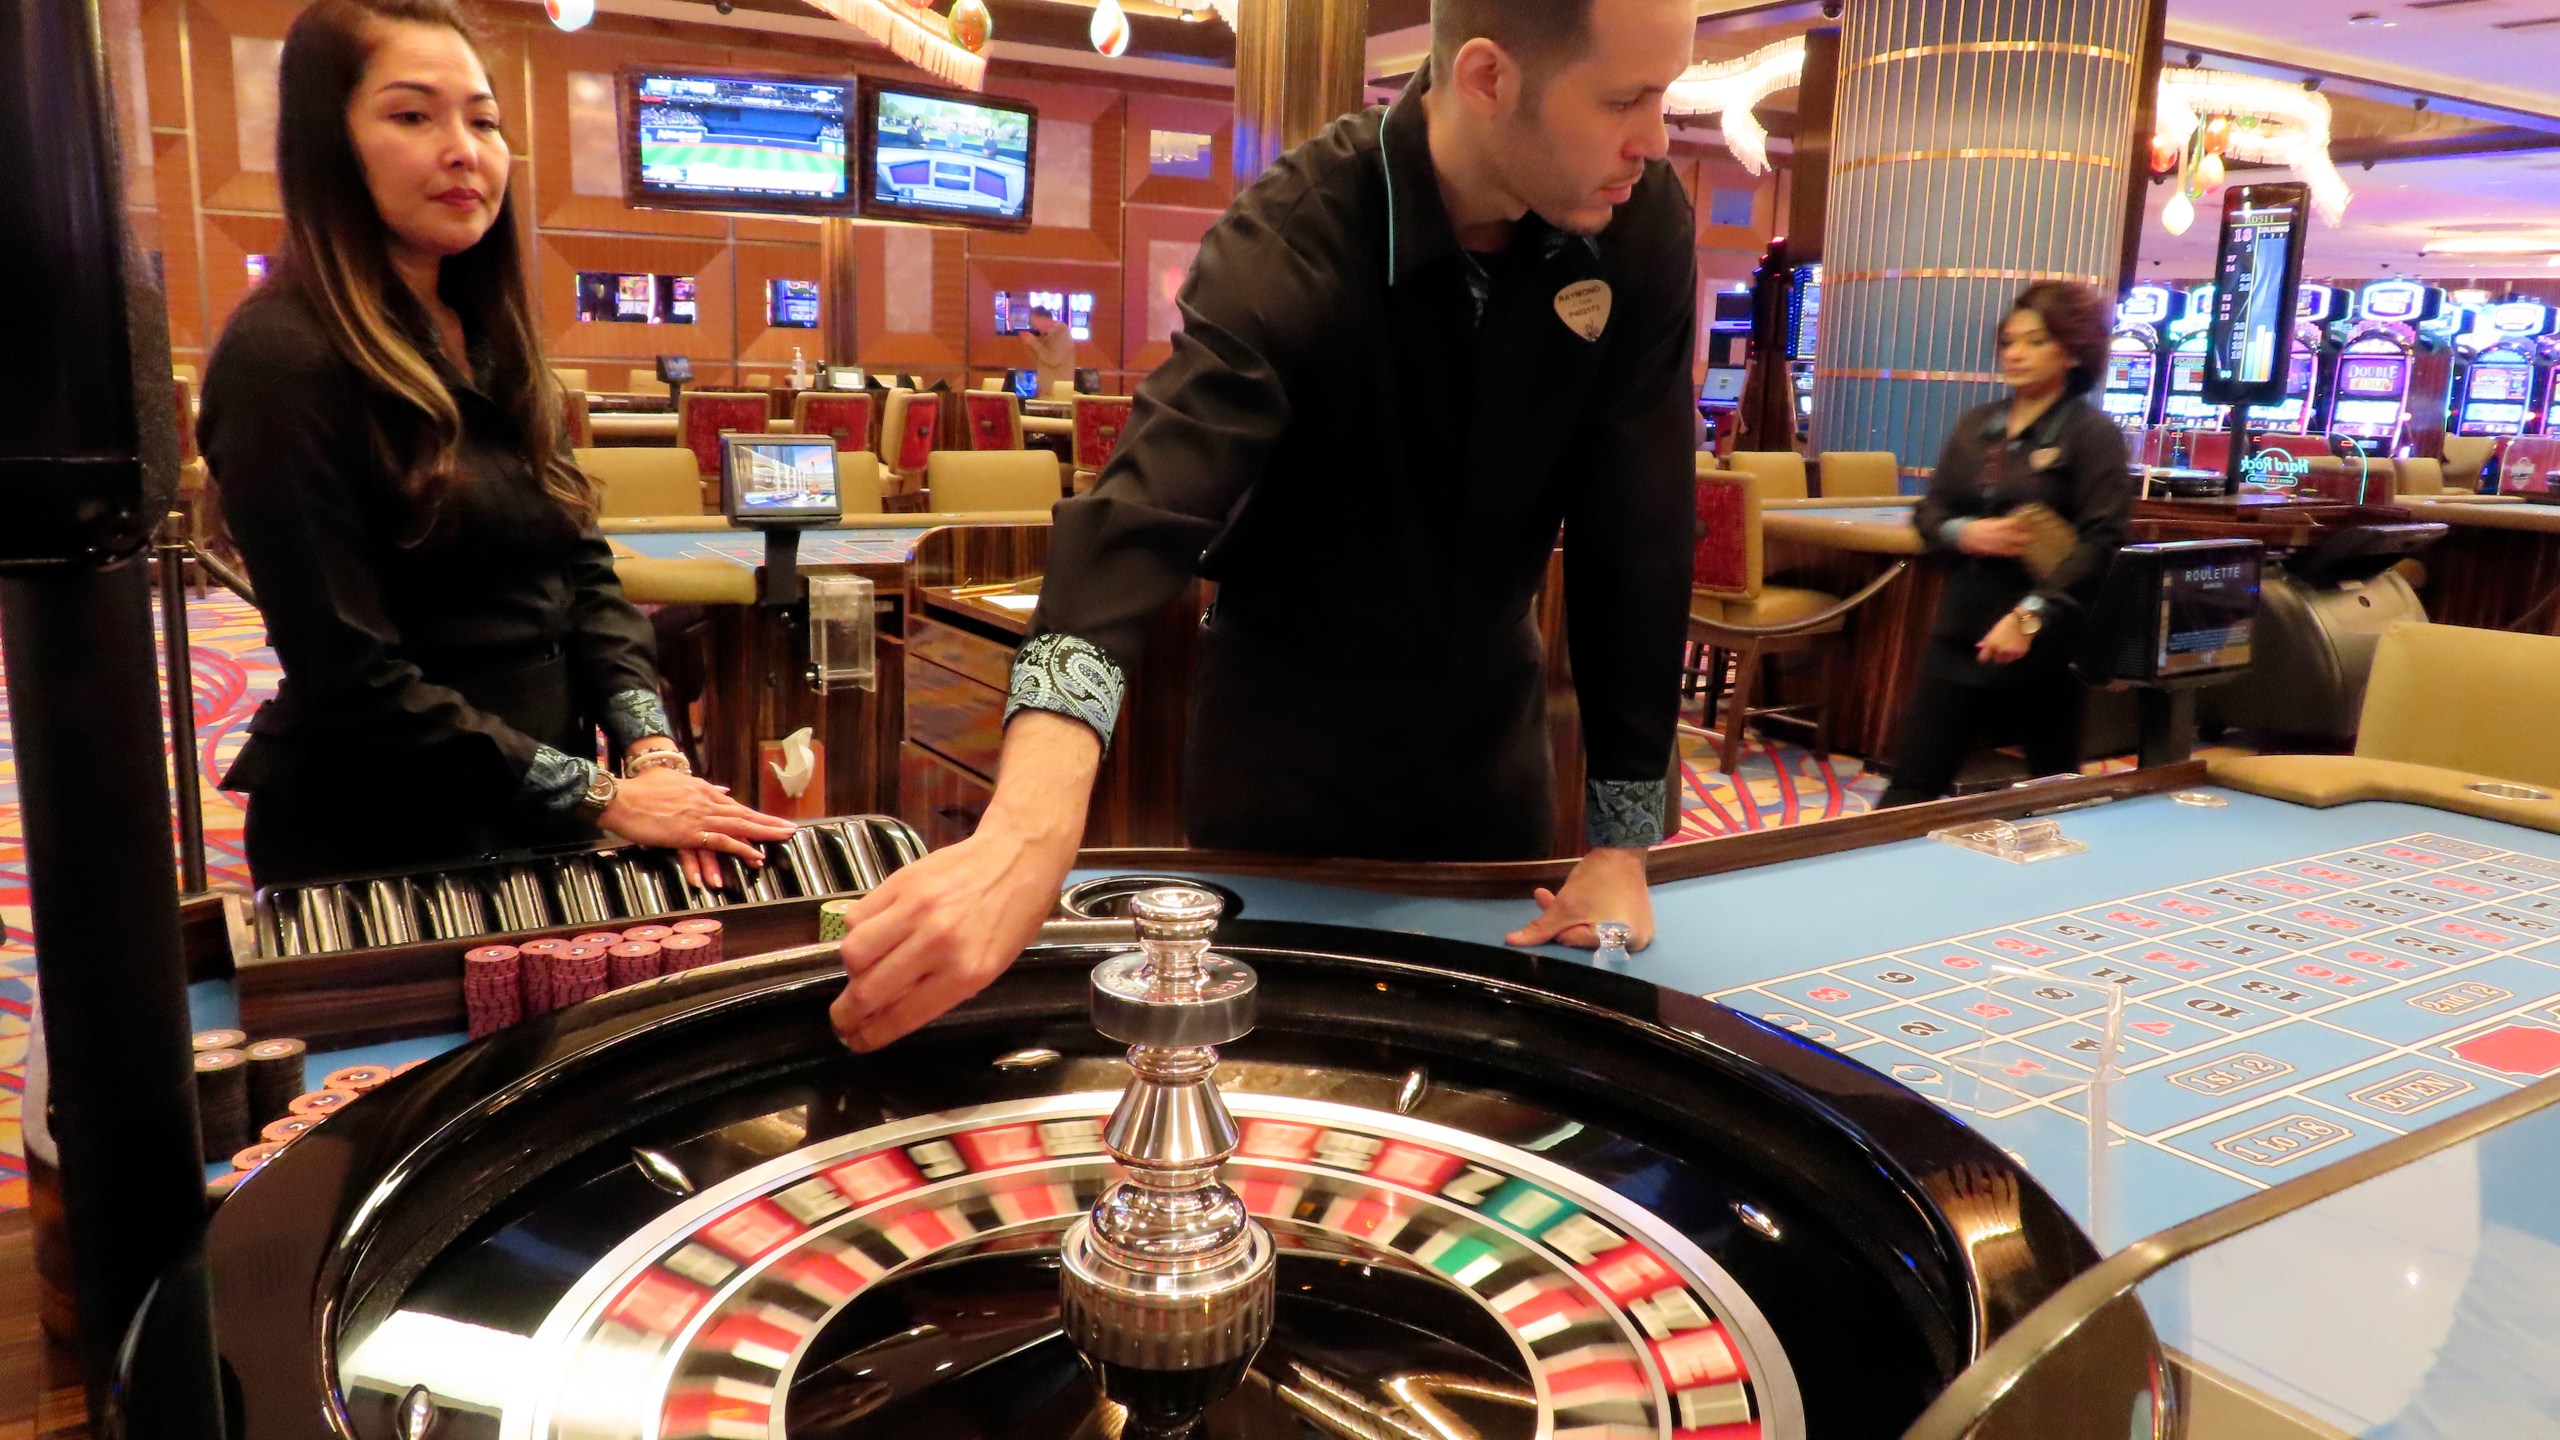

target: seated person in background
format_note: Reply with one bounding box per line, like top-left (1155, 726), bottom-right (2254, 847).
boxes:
top-left (1879, 282), bottom-right (2132, 808)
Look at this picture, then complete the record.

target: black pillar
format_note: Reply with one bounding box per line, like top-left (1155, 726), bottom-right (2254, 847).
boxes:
top-left (0, 0), bottom-right (223, 1427)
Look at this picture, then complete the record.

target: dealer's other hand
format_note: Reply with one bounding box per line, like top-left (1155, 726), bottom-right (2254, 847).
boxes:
top-left (1505, 846), bottom-right (1655, 951)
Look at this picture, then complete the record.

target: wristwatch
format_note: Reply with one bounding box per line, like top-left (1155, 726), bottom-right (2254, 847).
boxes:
top-left (2011, 605), bottom-right (2045, 637)
top-left (573, 763), bottom-right (620, 824)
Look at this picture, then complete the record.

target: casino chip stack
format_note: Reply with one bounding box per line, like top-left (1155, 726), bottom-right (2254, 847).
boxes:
top-left (244, 1038), bottom-right (308, 1126)
top-left (464, 945), bottom-right (524, 1036)
top-left (573, 932), bottom-right (625, 949)
top-left (659, 932), bottom-right (714, 974)
top-left (608, 941), bottom-right (663, 988)
top-left (554, 944), bottom-right (610, 1006)
top-left (324, 1065), bottom-right (393, 1095)
top-left (192, 1028), bottom-right (247, 1054)
top-left (288, 1089), bottom-right (357, 1121)
top-left (672, 917), bottom-right (724, 966)
top-left (260, 1116), bottom-right (318, 1147)
top-left (231, 1142), bottom-right (286, 1173)
top-left (621, 924), bottom-right (674, 945)
top-left (519, 938), bottom-right (569, 1014)
top-left (194, 1049), bottom-right (251, 1158)
top-left (818, 898), bottom-right (860, 942)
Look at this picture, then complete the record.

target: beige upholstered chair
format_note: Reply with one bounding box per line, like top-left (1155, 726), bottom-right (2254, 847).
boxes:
top-left (1816, 451), bottom-right (1899, 499)
top-left (745, 372), bottom-right (776, 390)
top-left (2442, 435), bottom-right (2499, 494)
top-left (551, 367), bottom-right (589, 394)
top-left (1725, 450), bottom-right (1811, 502)
top-left (2392, 457), bottom-right (2444, 497)
top-left (835, 450), bottom-right (886, 515)
top-left (1685, 469), bottom-right (1902, 774)
top-left (2358, 622), bottom-right (2560, 790)
top-left (926, 450), bottom-right (1062, 514)
top-left (624, 369), bottom-right (670, 397)
top-left (575, 446), bottom-right (708, 518)
top-left (876, 389), bottom-right (942, 500)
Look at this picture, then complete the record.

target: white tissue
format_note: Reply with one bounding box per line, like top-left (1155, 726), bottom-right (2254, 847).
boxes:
top-left (769, 727), bottom-right (817, 799)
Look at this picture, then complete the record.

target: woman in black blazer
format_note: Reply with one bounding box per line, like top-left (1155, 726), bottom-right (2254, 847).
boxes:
top-left (1879, 283), bottom-right (2133, 807)
top-left (200, 0), bottom-right (791, 884)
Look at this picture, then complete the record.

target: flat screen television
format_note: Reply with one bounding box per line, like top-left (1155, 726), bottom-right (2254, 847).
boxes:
top-left (860, 83), bottom-right (1036, 230)
top-left (721, 435), bottom-right (843, 524)
top-left (622, 68), bottom-right (855, 217)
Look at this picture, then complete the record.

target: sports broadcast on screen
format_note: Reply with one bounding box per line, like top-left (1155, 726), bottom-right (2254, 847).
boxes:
top-left (631, 72), bottom-right (850, 207)
top-left (865, 87), bottom-right (1035, 224)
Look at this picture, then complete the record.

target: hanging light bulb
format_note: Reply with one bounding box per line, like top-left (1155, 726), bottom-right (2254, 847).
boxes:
top-left (949, 0), bottom-right (991, 52)
top-left (544, 0), bottom-right (593, 30)
top-left (2195, 149), bottom-right (2225, 190)
top-left (2163, 190), bottom-right (2195, 236)
top-left (1091, 0), bottom-right (1131, 56)
top-left (2202, 113), bottom-right (2232, 156)
top-left (2149, 134), bottom-right (2181, 176)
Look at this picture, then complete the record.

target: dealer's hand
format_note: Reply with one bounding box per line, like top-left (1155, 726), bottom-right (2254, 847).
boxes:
top-left (602, 770), bottom-right (796, 888)
top-left (1957, 516), bottom-right (2033, 559)
top-left (1976, 610), bottom-right (2033, 665)
top-left (1506, 847), bottom-right (1655, 951)
top-left (832, 710), bottom-right (1101, 1051)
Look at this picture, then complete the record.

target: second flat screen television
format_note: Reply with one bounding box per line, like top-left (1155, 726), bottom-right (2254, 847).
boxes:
top-left (624, 69), bottom-right (855, 217)
top-left (861, 84), bottom-right (1036, 230)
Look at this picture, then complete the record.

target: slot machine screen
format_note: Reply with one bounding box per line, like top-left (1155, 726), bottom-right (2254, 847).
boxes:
top-left (767, 280), bottom-right (820, 329)
top-left (2471, 365), bottom-right (2532, 403)
top-left (2337, 354), bottom-right (2407, 398)
top-left (2102, 350), bottom-right (2156, 421)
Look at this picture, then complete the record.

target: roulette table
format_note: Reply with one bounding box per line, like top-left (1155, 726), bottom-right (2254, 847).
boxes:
top-left (196, 903), bottom-right (2160, 1440)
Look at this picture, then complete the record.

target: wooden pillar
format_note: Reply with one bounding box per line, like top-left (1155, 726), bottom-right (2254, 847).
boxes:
top-left (820, 217), bottom-right (861, 367)
top-left (1232, 0), bottom-right (1368, 183)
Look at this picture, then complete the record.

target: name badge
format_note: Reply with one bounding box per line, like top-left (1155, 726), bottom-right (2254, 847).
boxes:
top-left (2029, 446), bottom-right (2062, 471)
top-left (1555, 280), bottom-right (1612, 342)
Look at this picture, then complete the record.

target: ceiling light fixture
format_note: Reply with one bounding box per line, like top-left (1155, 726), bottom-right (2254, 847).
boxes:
top-left (2156, 66), bottom-right (2353, 225)
top-left (1663, 36), bottom-right (1808, 176)
top-left (801, 0), bottom-right (988, 87)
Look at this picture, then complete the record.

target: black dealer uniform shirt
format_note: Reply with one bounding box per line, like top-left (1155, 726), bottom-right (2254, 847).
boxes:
top-left (1007, 72), bottom-right (1698, 861)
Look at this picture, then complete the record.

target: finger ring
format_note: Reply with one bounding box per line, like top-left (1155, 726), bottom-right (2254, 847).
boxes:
top-left (697, 831), bottom-right (714, 847)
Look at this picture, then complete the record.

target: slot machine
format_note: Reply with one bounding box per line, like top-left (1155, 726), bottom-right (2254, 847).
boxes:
top-left (2328, 280), bottom-right (2441, 456)
top-left (2454, 301), bottom-right (2554, 437)
top-left (1698, 288), bottom-right (1752, 437)
top-left (2103, 283), bottom-right (2178, 435)
top-left (1784, 263), bottom-right (1821, 443)
top-left (2160, 283), bottom-right (2222, 433)
top-left (2541, 331), bottom-right (2560, 435)
top-left (2247, 283), bottom-right (2345, 435)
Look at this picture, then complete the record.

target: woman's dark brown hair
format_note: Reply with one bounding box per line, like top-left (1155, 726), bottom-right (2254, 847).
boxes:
top-left (259, 0), bottom-right (592, 529)
top-left (2007, 281), bottom-right (2114, 398)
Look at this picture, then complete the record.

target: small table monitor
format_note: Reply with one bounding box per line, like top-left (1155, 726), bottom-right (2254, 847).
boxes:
top-left (655, 355), bottom-right (694, 385)
top-left (721, 434), bottom-right (845, 526)
top-left (827, 367), bottom-right (866, 391)
top-left (2075, 540), bottom-right (2262, 685)
top-left (1010, 368), bottom-right (1040, 400)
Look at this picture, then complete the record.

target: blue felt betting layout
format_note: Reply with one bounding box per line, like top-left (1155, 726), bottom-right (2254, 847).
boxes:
top-left (1708, 830), bottom-right (2560, 1241)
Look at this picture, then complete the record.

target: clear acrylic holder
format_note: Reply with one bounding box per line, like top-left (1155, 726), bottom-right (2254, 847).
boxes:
top-left (807, 574), bottom-right (877, 692)
top-left (1929, 817), bottom-right (2087, 864)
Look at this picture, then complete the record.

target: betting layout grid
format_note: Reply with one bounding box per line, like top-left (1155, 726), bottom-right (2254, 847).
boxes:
top-left (1712, 833), bottom-right (2560, 1190)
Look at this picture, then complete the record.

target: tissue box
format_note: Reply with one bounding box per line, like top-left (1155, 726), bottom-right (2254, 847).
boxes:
top-left (757, 737), bottom-right (829, 821)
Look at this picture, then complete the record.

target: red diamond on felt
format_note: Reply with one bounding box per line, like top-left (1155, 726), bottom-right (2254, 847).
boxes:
top-left (2450, 1026), bottom-right (2560, 1077)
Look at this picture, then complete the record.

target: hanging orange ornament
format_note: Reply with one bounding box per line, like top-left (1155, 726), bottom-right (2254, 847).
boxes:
top-left (949, 0), bottom-right (991, 52)
top-left (2149, 134), bottom-right (2180, 176)
top-left (2201, 114), bottom-right (2231, 157)
top-left (1091, 0), bottom-right (1131, 56)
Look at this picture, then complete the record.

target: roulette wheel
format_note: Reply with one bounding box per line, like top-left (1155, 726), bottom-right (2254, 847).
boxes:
top-left (201, 889), bottom-right (2163, 1440)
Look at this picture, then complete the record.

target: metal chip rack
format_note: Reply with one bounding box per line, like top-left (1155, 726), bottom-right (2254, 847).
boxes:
top-left (253, 815), bottom-right (924, 960)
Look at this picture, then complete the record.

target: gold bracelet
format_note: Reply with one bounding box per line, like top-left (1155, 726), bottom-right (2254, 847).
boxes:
top-left (625, 749), bottom-right (693, 778)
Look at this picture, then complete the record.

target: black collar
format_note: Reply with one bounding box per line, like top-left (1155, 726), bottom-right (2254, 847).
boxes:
top-left (1978, 393), bottom-right (2083, 448)
top-left (1379, 70), bottom-right (1600, 288)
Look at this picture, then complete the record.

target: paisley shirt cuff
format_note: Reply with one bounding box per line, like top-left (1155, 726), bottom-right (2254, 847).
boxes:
top-left (522, 746), bottom-right (599, 820)
top-left (1005, 633), bottom-right (1127, 751)
top-left (602, 688), bottom-right (673, 750)
top-left (1586, 778), bottom-right (1668, 850)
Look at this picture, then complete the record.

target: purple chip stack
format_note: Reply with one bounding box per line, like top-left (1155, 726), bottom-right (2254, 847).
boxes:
top-left (517, 938), bottom-right (569, 1014)
top-left (463, 945), bottom-right (524, 1037)
top-left (608, 941), bottom-right (664, 988)
top-left (553, 943), bottom-right (611, 1006)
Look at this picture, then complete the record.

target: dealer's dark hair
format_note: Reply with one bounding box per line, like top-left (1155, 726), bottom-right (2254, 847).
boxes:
top-left (2005, 281), bottom-right (2114, 398)
top-left (1431, 0), bottom-right (1599, 94)
top-left (244, 0), bottom-right (592, 537)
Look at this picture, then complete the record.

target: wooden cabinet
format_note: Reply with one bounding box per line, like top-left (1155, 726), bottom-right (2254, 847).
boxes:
top-left (900, 742), bottom-right (995, 850)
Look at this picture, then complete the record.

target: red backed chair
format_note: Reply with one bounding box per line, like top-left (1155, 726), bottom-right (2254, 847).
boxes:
top-left (2185, 429), bottom-right (2232, 475)
top-left (1070, 395), bottom-right (1134, 493)
top-left (562, 389), bottom-right (592, 449)
top-left (2498, 435), bottom-right (2560, 496)
top-left (792, 391), bottom-right (876, 455)
top-left (1685, 470), bottom-right (1904, 775)
top-left (676, 391), bottom-right (772, 502)
top-left (876, 389), bottom-right (941, 502)
top-left (961, 390), bottom-right (1025, 450)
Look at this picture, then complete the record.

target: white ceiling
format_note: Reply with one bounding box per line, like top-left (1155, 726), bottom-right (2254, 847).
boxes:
top-left (2134, 150), bottom-right (2560, 280)
top-left (2167, 0), bottom-right (2560, 123)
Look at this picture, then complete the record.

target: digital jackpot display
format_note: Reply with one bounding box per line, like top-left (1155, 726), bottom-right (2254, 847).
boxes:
top-left (2204, 183), bottom-right (2310, 406)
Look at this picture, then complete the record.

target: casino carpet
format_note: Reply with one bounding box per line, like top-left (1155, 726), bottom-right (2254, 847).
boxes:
top-left (0, 590), bottom-right (269, 1211)
top-left (0, 594), bottom-right (2226, 1211)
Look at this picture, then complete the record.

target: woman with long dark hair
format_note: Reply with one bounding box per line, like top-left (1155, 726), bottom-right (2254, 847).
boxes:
top-left (1878, 282), bottom-right (2133, 807)
top-left (200, 0), bottom-right (792, 884)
